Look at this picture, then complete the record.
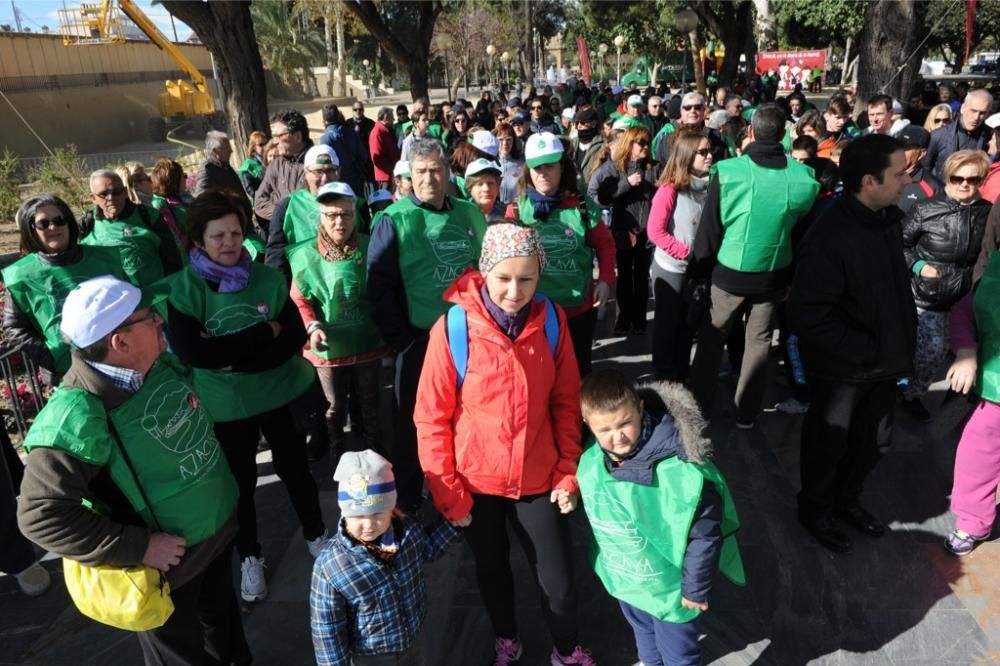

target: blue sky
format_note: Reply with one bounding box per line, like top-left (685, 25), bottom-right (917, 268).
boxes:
top-left (1, 0), bottom-right (193, 41)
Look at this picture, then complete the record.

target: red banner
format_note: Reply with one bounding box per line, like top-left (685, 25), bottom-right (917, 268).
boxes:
top-left (966, 0), bottom-right (978, 64)
top-left (756, 50), bottom-right (827, 91)
top-left (577, 36), bottom-right (592, 86)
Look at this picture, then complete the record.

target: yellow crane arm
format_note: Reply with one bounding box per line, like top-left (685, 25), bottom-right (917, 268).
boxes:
top-left (117, 0), bottom-right (209, 93)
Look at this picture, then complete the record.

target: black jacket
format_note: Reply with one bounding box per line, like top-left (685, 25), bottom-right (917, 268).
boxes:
top-left (788, 194), bottom-right (916, 383)
top-left (897, 165), bottom-right (942, 217)
top-left (587, 157), bottom-right (659, 249)
top-left (902, 193), bottom-right (990, 311)
top-left (194, 156), bottom-right (243, 198)
top-left (922, 118), bottom-right (990, 181)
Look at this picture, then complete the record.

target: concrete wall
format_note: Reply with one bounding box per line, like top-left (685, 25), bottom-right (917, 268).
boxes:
top-left (0, 33), bottom-right (216, 158)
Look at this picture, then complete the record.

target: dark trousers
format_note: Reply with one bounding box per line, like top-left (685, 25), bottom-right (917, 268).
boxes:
top-left (0, 426), bottom-right (35, 575)
top-left (215, 405), bottom-right (325, 558)
top-left (462, 493), bottom-right (578, 655)
top-left (567, 308), bottom-right (597, 377)
top-left (619, 601), bottom-right (700, 666)
top-left (393, 336), bottom-right (429, 511)
top-left (798, 378), bottom-right (897, 518)
top-left (615, 244), bottom-right (653, 330)
top-left (315, 360), bottom-right (382, 455)
top-left (777, 303), bottom-right (810, 403)
top-left (137, 543), bottom-right (252, 666)
top-left (651, 263), bottom-right (694, 381)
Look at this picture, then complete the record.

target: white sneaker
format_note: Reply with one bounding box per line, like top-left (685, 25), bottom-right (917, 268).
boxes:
top-left (775, 398), bottom-right (810, 415)
top-left (306, 529), bottom-right (330, 559)
top-left (15, 562), bottom-right (51, 597)
top-left (240, 556), bottom-right (267, 602)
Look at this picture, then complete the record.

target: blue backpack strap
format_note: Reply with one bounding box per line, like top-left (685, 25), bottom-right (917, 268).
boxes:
top-left (537, 295), bottom-right (559, 357)
top-left (446, 304), bottom-right (469, 388)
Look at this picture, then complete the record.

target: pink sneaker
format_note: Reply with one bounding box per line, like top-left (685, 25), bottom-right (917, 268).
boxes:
top-left (551, 645), bottom-right (598, 666)
top-left (493, 637), bottom-right (523, 665)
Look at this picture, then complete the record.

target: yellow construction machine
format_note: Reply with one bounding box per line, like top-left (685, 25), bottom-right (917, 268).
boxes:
top-left (58, 0), bottom-right (225, 141)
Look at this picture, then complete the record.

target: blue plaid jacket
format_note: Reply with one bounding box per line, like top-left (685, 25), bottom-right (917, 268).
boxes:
top-left (310, 516), bottom-right (459, 665)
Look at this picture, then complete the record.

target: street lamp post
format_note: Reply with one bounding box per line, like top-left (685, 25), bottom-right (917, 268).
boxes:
top-left (486, 44), bottom-right (496, 87)
top-left (614, 35), bottom-right (625, 84)
top-left (598, 43), bottom-right (608, 82)
top-left (362, 58), bottom-right (371, 98)
top-left (500, 51), bottom-right (510, 86)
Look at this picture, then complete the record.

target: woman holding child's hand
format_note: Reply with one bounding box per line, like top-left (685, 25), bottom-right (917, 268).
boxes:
top-left (415, 221), bottom-right (595, 666)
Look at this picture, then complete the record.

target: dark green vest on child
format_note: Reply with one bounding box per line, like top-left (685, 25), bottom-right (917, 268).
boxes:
top-left (287, 235), bottom-right (383, 360)
top-left (168, 263), bottom-right (316, 422)
top-left (1, 246), bottom-right (125, 373)
top-left (23, 354), bottom-right (238, 546)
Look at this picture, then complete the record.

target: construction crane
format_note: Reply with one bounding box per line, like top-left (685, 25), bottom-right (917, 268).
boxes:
top-left (57, 0), bottom-right (225, 141)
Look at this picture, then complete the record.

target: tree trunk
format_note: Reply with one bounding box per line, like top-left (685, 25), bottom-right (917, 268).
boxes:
top-left (690, 30), bottom-right (706, 94)
top-left (160, 1), bottom-right (268, 162)
top-left (323, 7), bottom-right (335, 97)
top-left (522, 0), bottom-right (533, 83)
top-left (752, 0), bottom-right (778, 52)
top-left (856, 0), bottom-right (927, 107)
top-left (335, 5), bottom-right (347, 96)
top-left (692, 0), bottom-right (752, 88)
top-left (842, 35), bottom-right (853, 84)
top-left (450, 60), bottom-right (465, 102)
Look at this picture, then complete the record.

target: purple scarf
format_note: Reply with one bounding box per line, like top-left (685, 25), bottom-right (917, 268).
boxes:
top-left (480, 283), bottom-right (531, 339)
top-left (525, 186), bottom-right (563, 218)
top-left (189, 247), bottom-right (252, 293)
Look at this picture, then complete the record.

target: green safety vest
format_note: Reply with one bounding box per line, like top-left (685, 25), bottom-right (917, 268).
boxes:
top-left (283, 188), bottom-right (321, 248)
top-left (386, 196), bottom-right (486, 330)
top-left (238, 157), bottom-right (263, 186)
top-left (427, 122), bottom-right (444, 140)
top-left (168, 263), bottom-right (316, 422)
top-left (975, 251), bottom-right (1000, 403)
top-left (652, 122), bottom-right (676, 157)
top-left (396, 121), bottom-right (412, 142)
top-left (243, 232), bottom-right (265, 261)
top-left (1, 246), bottom-right (125, 373)
top-left (287, 235), bottom-right (383, 360)
top-left (81, 205), bottom-right (164, 287)
top-left (23, 354), bottom-right (238, 546)
top-left (576, 439), bottom-right (745, 623)
top-left (715, 156), bottom-right (818, 273)
top-left (151, 195), bottom-right (190, 267)
top-left (518, 196), bottom-right (597, 307)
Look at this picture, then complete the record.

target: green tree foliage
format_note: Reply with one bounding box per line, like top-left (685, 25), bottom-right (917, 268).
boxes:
top-left (775, 0), bottom-right (866, 49)
top-left (251, 0), bottom-right (325, 97)
top-left (0, 150), bottom-right (21, 225)
top-left (28, 146), bottom-right (90, 216)
top-left (925, 0), bottom-right (1000, 70)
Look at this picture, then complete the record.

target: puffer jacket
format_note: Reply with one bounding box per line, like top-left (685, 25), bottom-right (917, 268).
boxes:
top-left (902, 193), bottom-right (990, 311)
top-left (414, 269), bottom-right (582, 522)
top-left (587, 158), bottom-right (659, 249)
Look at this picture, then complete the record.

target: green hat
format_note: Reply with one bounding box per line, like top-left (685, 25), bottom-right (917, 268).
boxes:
top-left (524, 132), bottom-right (564, 169)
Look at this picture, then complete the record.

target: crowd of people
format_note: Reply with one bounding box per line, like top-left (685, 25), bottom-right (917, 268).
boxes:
top-left (1, 71), bottom-right (1000, 666)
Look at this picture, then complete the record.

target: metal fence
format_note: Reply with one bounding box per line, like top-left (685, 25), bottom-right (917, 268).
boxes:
top-left (0, 348), bottom-right (46, 440)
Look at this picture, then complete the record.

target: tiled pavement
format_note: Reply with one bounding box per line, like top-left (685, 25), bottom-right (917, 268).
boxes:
top-left (3, 315), bottom-right (1000, 665)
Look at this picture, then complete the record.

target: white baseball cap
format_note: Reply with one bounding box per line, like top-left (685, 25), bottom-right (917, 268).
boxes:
top-left (393, 160), bottom-right (410, 178)
top-left (465, 158), bottom-right (502, 179)
top-left (627, 94), bottom-right (644, 108)
top-left (367, 189), bottom-right (394, 205)
top-left (985, 112), bottom-right (1000, 129)
top-left (523, 132), bottom-right (564, 168)
top-left (60, 275), bottom-right (142, 348)
top-left (611, 118), bottom-right (629, 131)
top-left (470, 130), bottom-right (500, 158)
top-left (561, 107), bottom-right (575, 121)
top-left (315, 181), bottom-right (356, 202)
top-left (304, 144), bottom-right (340, 167)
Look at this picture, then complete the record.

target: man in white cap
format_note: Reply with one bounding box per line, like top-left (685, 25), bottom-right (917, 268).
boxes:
top-left (17, 276), bottom-right (249, 663)
top-left (265, 144), bottom-right (342, 278)
top-left (617, 94), bottom-right (653, 131)
top-left (367, 138), bottom-right (487, 513)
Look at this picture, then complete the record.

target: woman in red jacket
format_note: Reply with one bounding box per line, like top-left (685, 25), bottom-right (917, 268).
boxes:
top-left (414, 222), bottom-right (595, 666)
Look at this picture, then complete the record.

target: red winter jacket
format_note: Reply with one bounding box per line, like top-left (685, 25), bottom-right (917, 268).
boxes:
top-left (414, 269), bottom-right (582, 522)
top-left (369, 122), bottom-right (401, 182)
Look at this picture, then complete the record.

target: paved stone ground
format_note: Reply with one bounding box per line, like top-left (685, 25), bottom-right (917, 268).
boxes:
top-left (3, 309), bottom-right (1000, 665)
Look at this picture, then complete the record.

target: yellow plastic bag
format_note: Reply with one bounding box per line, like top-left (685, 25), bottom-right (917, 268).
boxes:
top-left (63, 558), bottom-right (174, 631)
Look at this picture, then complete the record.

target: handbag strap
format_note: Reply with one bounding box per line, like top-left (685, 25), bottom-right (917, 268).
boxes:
top-left (105, 414), bottom-right (163, 533)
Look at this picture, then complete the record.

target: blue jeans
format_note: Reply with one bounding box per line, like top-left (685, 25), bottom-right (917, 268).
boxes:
top-left (619, 600), bottom-right (700, 666)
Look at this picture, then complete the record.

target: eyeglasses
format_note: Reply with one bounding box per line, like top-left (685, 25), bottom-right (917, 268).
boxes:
top-left (949, 175), bottom-right (983, 185)
top-left (455, 117), bottom-right (468, 123)
top-left (31, 216), bottom-right (69, 230)
top-left (114, 310), bottom-right (161, 332)
top-left (320, 210), bottom-right (355, 221)
top-left (934, 117), bottom-right (949, 124)
top-left (306, 165), bottom-right (340, 176)
top-left (694, 148), bottom-right (713, 157)
top-left (92, 186), bottom-right (125, 200)
top-left (682, 104), bottom-right (704, 112)
top-left (352, 107), bottom-right (363, 112)
top-left (272, 130), bottom-right (291, 140)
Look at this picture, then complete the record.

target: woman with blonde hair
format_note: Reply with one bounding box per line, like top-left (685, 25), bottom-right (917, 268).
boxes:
top-left (588, 125), bottom-right (659, 335)
top-left (901, 149), bottom-right (991, 420)
top-left (924, 103), bottom-right (954, 132)
top-left (239, 130), bottom-right (268, 200)
top-left (116, 161), bottom-right (154, 206)
top-left (645, 131), bottom-right (714, 380)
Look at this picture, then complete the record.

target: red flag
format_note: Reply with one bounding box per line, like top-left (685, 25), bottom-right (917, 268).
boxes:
top-left (577, 36), bottom-right (592, 86)
top-left (965, 0), bottom-right (977, 65)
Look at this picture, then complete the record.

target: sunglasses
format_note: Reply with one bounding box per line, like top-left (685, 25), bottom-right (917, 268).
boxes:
top-left (93, 186), bottom-right (126, 199)
top-left (636, 140), bottom-right (650, 147)
top-left (352, 107), bottom-right (363, 112)
top-left (531, 106), bottom-right (544, 110)
top-left (682, 104), bottom-right (704, 112)
top-left (695, 148), bottom-right (713, 157)
top-left (934, 117), bottom-right (949, 124)
top-left (949, 175), bottom-right (982, 185)
top-left (455, 117), bottom-right (468, 123)
top-left (32, 216), bottom-right (69, 230)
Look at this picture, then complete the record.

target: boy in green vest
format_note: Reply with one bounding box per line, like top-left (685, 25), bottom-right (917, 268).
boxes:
top-left (577, 369), bottom-right (744, 666)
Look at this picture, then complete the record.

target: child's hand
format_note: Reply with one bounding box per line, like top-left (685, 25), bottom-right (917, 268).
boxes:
top-left (681, 597), bottom-right (709, 612)
top-left (550, 488), bottom-right (578, 514)
top-left (451, 513), bottom-right (472, 528)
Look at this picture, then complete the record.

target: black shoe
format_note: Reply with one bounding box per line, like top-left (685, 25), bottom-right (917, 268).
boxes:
top-left (902, 397), bottom-right (931, 422)
top-left (614, 318), bottom-right (630, 335)
top-left (799, 513), bottom-right (853, 553)
top-left (834, 503), bottom-right (888, 537)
